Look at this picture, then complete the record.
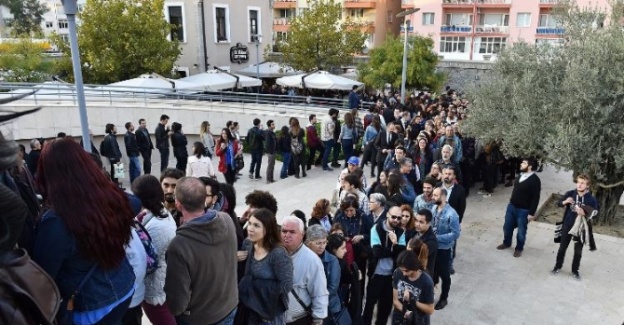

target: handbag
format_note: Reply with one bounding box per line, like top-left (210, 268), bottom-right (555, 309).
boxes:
top-left (235, 155), bottom-right (245, 172)
top-left (61, 264), bottom-right (97, 325)
top-left (554, 221), bottom-right (563, 243)
top-left (113, 162), bottom-right (125, 179)
top-left (331, 307), bottom-right (352, 325)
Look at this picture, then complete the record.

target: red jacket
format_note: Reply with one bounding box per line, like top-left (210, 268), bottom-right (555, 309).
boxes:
top-left (215, 139), bottom-right (240, 173)
top-left (306, 124), bottom-right (321, 148)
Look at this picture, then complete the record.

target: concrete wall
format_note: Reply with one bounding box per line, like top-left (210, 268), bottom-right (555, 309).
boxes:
top-left (436, 60), bottom-right (493, 91)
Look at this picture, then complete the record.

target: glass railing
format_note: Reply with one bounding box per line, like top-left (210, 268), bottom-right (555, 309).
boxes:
top-left (536, 27), bottom-right (565, 34)
top-left (440, 25), bottom-right (473, 33)
top-left (475, 25), bottom-right (509, 33)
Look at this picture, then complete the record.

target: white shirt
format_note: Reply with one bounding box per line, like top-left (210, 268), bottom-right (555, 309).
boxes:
top-left (519, 172), bottom-right (534, 183)
top-left (186, 155), bottom-right (216, 178)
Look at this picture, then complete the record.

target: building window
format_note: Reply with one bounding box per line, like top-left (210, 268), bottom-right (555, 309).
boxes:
top-left (45, 21), bottom-right (53, 28)
top-left (539, 14), bottom-right (558, 27)
top-left (166, 5), bottom-right (185, 42)
top-left (476, 37), bottom-right (507, 54)
top-left (60, 34), bottom-right (69, 43)
top-left (439, 36), bottom-right (467, 53)
top-left (58, 19), bottom-right (68, 29)
top-left (214, 5), bottom-right (230, 42)
top-left (350, 9), bottom-right (364, 18)
top-left (387, 11), bottom-right (393, 23)
top-left (249, 8), bottom-right (259, 42)
top-left (516, 13), bottom-right (531, 27)
top-left (423, 13), bottom-right (435, 25)
top-left (479, 14), bottom-right (509, 26)
top-left (445, 13), bottom-right (473, 26)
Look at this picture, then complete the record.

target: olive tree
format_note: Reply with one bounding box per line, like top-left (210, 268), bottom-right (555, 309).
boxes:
top-left (463, 0), bottom-right (624, 225)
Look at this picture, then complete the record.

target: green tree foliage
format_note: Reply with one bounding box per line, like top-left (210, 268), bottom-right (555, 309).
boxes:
top-left (52, 0), bottom-right (181, 84)
top-left (280, 0), bottom-right (367, 72)
top-left (358, 34), bottom-right (446, 92)
top-left (0, 37), bottom-right (54, 82)
top-left (462, 0), bottom-right (624, 225)
top-left (0, 0), bottom-right (46, 36)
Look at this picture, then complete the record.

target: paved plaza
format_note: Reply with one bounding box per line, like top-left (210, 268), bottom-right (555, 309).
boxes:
top-left (138, 151), bottom-right (624, 325)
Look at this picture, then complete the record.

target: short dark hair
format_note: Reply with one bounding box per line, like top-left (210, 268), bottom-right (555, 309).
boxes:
top-left (160, 168), bottom-right (184, 182)
top-left (245, 190), bottom-right (278, 214)
top-left (104, 124), bottom-right (114, 134)
top-left (416, 209), bottom-right (433, 223)
top-left (160, 114), bottom-right (169, 121)
top-left (395, 146), bottom-right (406, 154)
top-left (267, 120), bottom-right (274, 128)
top-left (124, 122), bottom-right (132, 130)
top-left (422, 177), bottom-right (437, 187)
top-left (442, 165), bottom-right (457, 175)
top-left (171, 122), bottom-right (182, 132)
top-left (57, 132), bottom-right (66, 138)
top-left (524, 158), bottom-right (538, 171)
top-left (309, 114), bottom-right (316, 122)
top-left (329, 108), bottom-right (339, 117)
top-left (199, 176), bottom-right (220, 195)
top-left (226, 120), bottom-right (233, 128)
top-left (343, 174), bottom-right (362, 189)
top-left (327, 233), bottom-right (346, 256)
top-left (138, 118), bottom-right (145, 124)
top-left (397, 250), bottom-right (423, 271)
top-left (352, 85), bottom-right (358, 90)
top-left (291, 210), bottom-right (307, 232)
top-left (339, 195), bottom-right (359, 211)
top-left (253, 118), bottom-right (261, 126)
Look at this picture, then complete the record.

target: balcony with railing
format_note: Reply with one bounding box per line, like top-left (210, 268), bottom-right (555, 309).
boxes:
top-left (477, 0), bottom-right (512, 9)
top-left (475, 25), bottom-right (509, 34)
top-left (400, 25), bottom-right (414, 33)
top-left (536, 27), bottom-right (565, 35)
top-left (442, 0), bottom-right (474, 8)
top-left (344, 0), bottom-right (376, 9)
top-left (440, 25), bottom-right (473, 33)
top-left (539, 0), bottom-right (558, 8)
top-left (273, 18), bottom-right (292, 32)
top-left (273, 0), bottom-right (297, 9)
top-left (401, 0), bottom-right (415, 9)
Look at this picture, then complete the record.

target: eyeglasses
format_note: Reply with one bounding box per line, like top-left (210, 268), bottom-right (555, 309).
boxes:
top-left (389, 215), bottom-right (401, 220)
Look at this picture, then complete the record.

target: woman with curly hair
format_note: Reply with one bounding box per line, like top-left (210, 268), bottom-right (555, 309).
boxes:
top-left (34, 139), bottom-right (135, 324)
top-left (309, 198), bottom-right (332, 232)
top-left (399, 205), bottom-right (417, 243)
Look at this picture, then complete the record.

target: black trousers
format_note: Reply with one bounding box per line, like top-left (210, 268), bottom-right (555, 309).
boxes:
top-left (159, 147), bottom-right (169, 172)
top-left (434, 249), bottom-right (452, 301)
top-left (555, 224), bottom-right (583, 272)
top-left (307, 144), bottom-right (323, 168)
top-left (121, 304), bottom-right (143, 325)
top-left (140, 149), bottom-right (152, 174)
top-left (362, 274), bottom-right (393, 325)
top-left (223, 165), bottom-right (237, 185)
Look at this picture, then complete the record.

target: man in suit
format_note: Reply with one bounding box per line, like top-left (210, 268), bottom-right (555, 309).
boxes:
top-left (374, 122), bottom-right (398, 178)
top-left (441, 165), bottom-right (466, 275)
top-left (154, 115), bottom-right (171, 172)
top-left (136, 118), bottom-right (154, 174)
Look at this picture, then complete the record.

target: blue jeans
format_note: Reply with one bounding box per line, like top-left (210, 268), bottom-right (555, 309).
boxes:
top-left (503, 203), bottom-right (530, 251)
top-left (342, 138), bottom-right (354, 163)
top-left (280, 152), bottom-right (291, 178)
top-left (249, 150), bottom-right (263, 178)
top-left (322, 139), bottom-right (334, 168)
top-left (175, 307), bottom-right (236, 325)
top-left (128, 156), bottom-right (141, 184)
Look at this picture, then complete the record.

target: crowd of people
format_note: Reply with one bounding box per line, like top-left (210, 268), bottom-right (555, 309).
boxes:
top-left (1, 87), bottom-right (600, 325)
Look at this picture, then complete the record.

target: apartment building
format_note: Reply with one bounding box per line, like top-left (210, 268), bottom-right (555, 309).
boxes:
top-left (272, 0), bottom-right (402, 54)
top-left (402, 0), bottom-right (610, 61)
top-left (0, 0), bottom-right (87, 40)
top-left (164, 0), bottom-right (272, 77)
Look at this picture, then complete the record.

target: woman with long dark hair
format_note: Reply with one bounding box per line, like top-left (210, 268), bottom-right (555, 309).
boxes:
top-left (186, 141), bottom-right (216, 178)
top-left (171, 122), bottom-right (188, 172)
top-left (238, 208), bottom-right (293, 324)
top-left (34, 139), bottom-right (135, 324)
top-left (216, 128), bottom-right (241, 185)
top-left (415, 137), bottom-right (433, 182)
top-left (131, 175), bottom-right (177, 325)
top-left (290, 118), bottom-right (306, 178)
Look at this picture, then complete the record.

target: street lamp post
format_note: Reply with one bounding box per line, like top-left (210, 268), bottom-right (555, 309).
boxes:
top-left (61, 0), bottom-right (91, 152)
top-left (251, 34), bottom-right (261, 93)
top-left (397, 8), bottom-right (420, 105)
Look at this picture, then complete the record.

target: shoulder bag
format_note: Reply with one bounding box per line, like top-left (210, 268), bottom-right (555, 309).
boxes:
top-left (61, 264), bottom-right (97, 325)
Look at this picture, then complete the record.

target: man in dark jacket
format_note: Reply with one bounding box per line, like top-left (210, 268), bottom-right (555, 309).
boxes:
top-left (414, 209), bottom-right (438, 277)
top-left (124, 122), bottom-right (141, 184)
top-left (264, 120), bottom-right (277, 183)
top-left (100, 123), bottom-right (123, 188)
top-left (306, 114), bottom-right (323, 169)
top-left (246, 118), bottom-right (264, 180)
top-left (155, 114), bottom-right (171, 172)
top-left (25, 139), bottom-right (41, 177)
top-left (164, 177), bottom-right (238, 325)
top-left (136, 118), bottom-right (154, 174)
top-left (374, 122), bottom-right (398, 178)
top-left (363, 206), bottom-right (406, 325)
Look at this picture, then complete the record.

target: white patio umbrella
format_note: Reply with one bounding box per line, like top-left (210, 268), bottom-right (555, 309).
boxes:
top-left (276, 71), bottom-right (363, 90)
top-left (106, 73), bottom-right (204, 93)
top-left (236, 61), bottom-right (300, 78)
top-left (179, 70), bottom-right (261, 90)
top-left (0, 81), bottom-right (80, 101)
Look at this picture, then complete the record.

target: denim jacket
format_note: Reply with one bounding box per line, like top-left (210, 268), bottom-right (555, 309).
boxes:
top-left (34, 210), bottom-right (135, 313)
top-left (429, 204), bottom-right (461, 250)
top-left (321, 251), bottom-right (342, 314)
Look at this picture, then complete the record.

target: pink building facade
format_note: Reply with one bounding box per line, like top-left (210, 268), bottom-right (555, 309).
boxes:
top-left (401, 0), bottom-right (611, 61)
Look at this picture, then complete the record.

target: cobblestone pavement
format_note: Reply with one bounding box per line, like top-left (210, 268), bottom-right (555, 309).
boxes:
top-left (138, 153), bottom-right (624, 325)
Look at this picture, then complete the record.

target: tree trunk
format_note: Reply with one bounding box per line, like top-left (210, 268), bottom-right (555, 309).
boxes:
top-left (594, 184), bottom-right (624, 226)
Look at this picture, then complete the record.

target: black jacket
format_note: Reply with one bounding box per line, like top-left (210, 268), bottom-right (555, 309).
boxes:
top-left (155, 123), bottom-right (169, 149)
top-left (124, 132), bottom-right (140, 157)
top-left (79, 140), bottom-right (100, 157)
top-left (102, 133), bottom-right (122, 161)
top-left (374, 130), bottom-right (398, 163)
top-left (25, 150), bottom-right (40, 176)
top-left (368, 222), bottom-right (405, 277)
top-left (264, 130), bottom-right (277, 154)
top-left (136, 127), bottom-right (154, 152)
top-left (418, 227), bottom-right (438, 276)
top-left (446, 183), bottom-right (467, 223)
top-left (277, 135), bottom-right (291, 153)
top-left (171, 132), bottom-right (188, 158)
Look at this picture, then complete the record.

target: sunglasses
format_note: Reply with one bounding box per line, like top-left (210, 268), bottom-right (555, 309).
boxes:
top-left (389, 215), bottom-right (401, 220)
